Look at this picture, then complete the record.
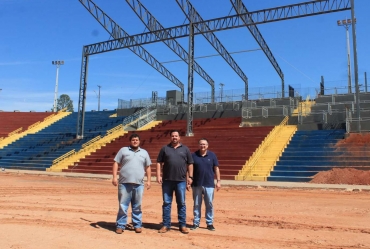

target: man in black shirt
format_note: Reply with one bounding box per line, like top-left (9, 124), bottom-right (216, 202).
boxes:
top-left (156, 130), bottom-right (194, 234)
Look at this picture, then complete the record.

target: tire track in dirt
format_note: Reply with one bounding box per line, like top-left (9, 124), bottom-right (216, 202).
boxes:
top-left (0, 204), bottom-right (115, 216)
top-left (219, 216), bottom-right (370, 234)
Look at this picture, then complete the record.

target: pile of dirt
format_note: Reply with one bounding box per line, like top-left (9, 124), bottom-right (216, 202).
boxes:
top-left (310, 168), bottom-right (370, 185)
top-left (336, 133), bottom-right (370, 146)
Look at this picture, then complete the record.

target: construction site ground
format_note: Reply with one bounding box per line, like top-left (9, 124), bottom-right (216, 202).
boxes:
top-left (0, 169), bottom-right (369, 249)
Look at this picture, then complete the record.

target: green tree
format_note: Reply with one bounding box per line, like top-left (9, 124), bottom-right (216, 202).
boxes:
top-left (56, 94), bottom-right (74, 112)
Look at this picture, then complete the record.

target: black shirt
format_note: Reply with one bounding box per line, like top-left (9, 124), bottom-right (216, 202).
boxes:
top-left (157, 143), bottom-right (194, 181)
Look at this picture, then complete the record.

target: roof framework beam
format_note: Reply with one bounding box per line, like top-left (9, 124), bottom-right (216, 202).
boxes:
top-left (78, 0), bottom-right (184, 93)
top-left (83, 0), bottom-right (350, 55)
top-left (176, 0), bottom-right (249, 99)
top-left (230, 0), bottom-right (285, 96)
top-left (125, 0), bottom-right (215, 102)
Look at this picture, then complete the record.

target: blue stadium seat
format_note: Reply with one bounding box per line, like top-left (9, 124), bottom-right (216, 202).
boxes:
top-left (0, 111), bottom-right (125, 171)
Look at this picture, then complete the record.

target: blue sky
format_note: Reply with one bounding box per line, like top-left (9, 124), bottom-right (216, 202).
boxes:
top-left (0, 0), bottom-right (369, 112)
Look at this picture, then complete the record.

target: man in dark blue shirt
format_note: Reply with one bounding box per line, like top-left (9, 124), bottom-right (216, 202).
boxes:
top-left (190, 138), bottom-right (221, 231)
top-left (156, 130), bottom-right (194, 234)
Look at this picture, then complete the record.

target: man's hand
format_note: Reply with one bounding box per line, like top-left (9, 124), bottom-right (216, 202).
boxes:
top-left (112, 177), bottom-right (118, 186)
top-left (186, 184), bottom-right (191, 191)
top-left (157, 176), bottom-right (163, 184)
top-left (186, 178), bottom-right (193, 191)
top-left (146, 181), bottom-right (151, 190)
top-left (187, 178), bottom-right (193, 186)
top-left (216, 181), bottom-right (221, 191)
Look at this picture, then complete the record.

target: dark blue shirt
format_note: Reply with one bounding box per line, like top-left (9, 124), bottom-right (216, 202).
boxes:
top-left (192, 150), bottom-right (219, 188)
top-left (157, 143), bottom-right (194, 181)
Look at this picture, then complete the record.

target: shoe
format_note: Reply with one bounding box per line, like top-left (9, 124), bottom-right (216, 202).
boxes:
top-left (207, 224), bottom-right (215, 231)
top-left (158, 226), bottom-right (170, 233)
top-left (134, 227), bottom-right (142, 233)
top-left (179, 226), bottom-right (189, 234)
top-left (116, 228), bottom-right (124, 234)
top-left (190, 224), bottom-right (199, 230)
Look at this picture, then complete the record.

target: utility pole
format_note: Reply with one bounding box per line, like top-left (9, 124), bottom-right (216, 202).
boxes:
top-left (52, 60), bottom-right (64, 112)
top-left (97, 85), bottom-right (101, 111)
top-left (337, 18), bottom-right (355, 93)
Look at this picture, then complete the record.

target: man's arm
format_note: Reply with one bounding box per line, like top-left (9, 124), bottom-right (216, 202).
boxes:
top-left (187, 163), bottom-right (193, 190)
top-left (214, 166), bottom-right (221, 191)
top-left (156, 162), bottom-right (163, 184)
top-left (145, 165), bottom-right (151, 189)
top-left (112, 162), bottom-right (119, 186)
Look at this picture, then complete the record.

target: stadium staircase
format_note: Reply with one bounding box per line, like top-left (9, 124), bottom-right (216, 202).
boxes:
top-left (0, 111), bottom-right (125, 171)
top-left (62, 117), bottom-right (274, 180)
top-left (267, 129), bottom-right (346, 182)
top-left (236, 117), bottom-right (297, 181)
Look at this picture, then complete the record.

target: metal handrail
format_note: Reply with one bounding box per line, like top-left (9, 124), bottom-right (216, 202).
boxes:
top-left (243, 116), bottom-right (288, 180)
top-left (8, 127), bottom-right (23, 136)
top-left (53, 149), bottom-right (76, 164)
top-left (82, 135), bottom-right (101, 148)
top-left (28, 121), bottom-right (41, 130)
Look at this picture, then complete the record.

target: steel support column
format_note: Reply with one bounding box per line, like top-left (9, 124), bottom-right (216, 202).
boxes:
top-left (350, 0), bottom-right (360, 132)
top-left (77, 53), bottom-right (89, 139)
top-left (187, 23), bottom-right (194, 137)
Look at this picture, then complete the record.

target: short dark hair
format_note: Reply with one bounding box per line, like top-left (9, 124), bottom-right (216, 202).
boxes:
top-left (198, 138), bottom-right (209, 144)
top-left (129, 133), bottom-right (140, 141)
top-left (170, 130), bottom-right (180, 136)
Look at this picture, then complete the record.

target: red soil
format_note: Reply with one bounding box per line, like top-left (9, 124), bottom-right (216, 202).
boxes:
top-left (310, 168), bottom-right (370, 185)
top-left (310, 133), bottom-right (370, 185)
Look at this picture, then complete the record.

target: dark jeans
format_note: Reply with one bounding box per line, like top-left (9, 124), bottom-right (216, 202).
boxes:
top-left (162, 180), bottom-right (187, 228)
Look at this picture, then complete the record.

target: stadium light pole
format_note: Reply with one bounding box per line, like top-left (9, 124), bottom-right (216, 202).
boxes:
top-left (52, 60), bottom-right (64, 112)
top-left (219, 83), bottom-right (224, 102)
top-left (337, 18), bottom-right (355, 94)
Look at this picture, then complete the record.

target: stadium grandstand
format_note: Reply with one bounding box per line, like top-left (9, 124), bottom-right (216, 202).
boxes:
top-left (1, 0), bottom-right (369, 183)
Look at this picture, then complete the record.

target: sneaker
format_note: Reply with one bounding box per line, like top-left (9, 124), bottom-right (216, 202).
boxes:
top-left (134, 227), bottom-right (142, 233)
top-left (190, 224), bottom-right (199, 230)
top-left (179, 226), bottom-right (189, 234)
top-left (116, 228), bottom-right (124, 234)
top-left (207, 224), bottom-right (215, 231)
top-left (158, 226), bottom-right (170, 233)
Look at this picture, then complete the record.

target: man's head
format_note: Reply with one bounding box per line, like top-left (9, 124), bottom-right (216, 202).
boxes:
top-left (170, 130), bottom-right (180, 146)
top-left (129, 133), bottom-right (140, 149)
top-left (198, 138), bottom-right (209, 153)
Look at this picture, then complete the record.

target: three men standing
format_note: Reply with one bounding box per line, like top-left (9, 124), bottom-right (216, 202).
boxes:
top-left (112, 131), bottom-right (221, 234)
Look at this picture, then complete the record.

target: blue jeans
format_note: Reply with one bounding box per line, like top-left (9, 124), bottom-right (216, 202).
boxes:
top-left (162, 180), bottom-right (187, 228)
top-left (116, 183), bottom-right (144, 229)
top-left (192, 186), bottom-right (214, 226)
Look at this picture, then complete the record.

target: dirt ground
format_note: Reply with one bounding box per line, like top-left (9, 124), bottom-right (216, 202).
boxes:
top-left (1, 173), bottom-right (370, 249)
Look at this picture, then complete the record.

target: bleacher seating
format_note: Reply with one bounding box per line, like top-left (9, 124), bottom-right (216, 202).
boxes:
top-left (0, 112), bottom-right (51, 137)
top-left (267, 129), bottom-right (346, 182)
top-left (0, 111), bottom-right (125, 170)
top-left (63, 117), bottom-right (274, 180)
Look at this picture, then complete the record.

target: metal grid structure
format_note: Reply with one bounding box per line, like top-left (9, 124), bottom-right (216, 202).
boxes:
top-left (76, 0), bottom-right (354, 138)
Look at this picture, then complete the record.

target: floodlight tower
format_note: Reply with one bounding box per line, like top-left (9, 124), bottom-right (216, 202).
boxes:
top-left (52, 60), bottom-right (64, 112)
top-left (219, 83), bottom-right (224, 102)
top-left (337, 18), bottom-right (355, 93)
